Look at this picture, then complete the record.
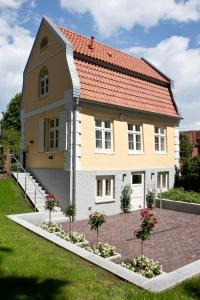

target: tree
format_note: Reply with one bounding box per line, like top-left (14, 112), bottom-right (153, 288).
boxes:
top-left (2, 93), bottom-right (21, 131)
top-left (88, 211), bottom-right (105, 243)
top-left (120, 185), bottom-right (132, 213)
top-left (180, 134), bottom-right (192, 163)
top-left (64, 204), bottom-right (76, 237)
top-left (1, 129), bottom-right (20, 155)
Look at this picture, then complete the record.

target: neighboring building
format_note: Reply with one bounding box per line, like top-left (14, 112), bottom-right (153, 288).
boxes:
top-left (21, 17), bottom-right (181, 219)
top-left (180, 130), bottom-right (200, 157)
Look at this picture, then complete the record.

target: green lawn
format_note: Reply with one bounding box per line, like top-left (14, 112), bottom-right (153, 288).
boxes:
top-left (0, 179), bottom-right (199, 300)
top-left (161, 188), bottom-right (200, 204)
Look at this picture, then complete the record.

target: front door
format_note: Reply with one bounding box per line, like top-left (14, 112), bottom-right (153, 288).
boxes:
top-left (131, 172), bottom-right (144, 210)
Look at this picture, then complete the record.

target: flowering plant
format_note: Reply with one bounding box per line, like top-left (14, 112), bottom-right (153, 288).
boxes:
top-left (88, 211), bottom-right (105, 242)
top-left (40, 222), bottom-right (62, 233)
top-left (57, 231), bottom-right (86, 244)
top-left (45, 194), bottom-right (59, 225)
top-left (134, 208), bottom-right (158, 255)
top-left (84, 242), bottom-right (117, 258)
top-left (64, 204), bottom-right (76, 238)
top-left (122, 256), bottom-right (162, 278)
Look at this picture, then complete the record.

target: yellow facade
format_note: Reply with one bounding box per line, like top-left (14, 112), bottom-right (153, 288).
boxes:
top-left (22, 22), bottom-right (72, 113)
top-left (80, 106), bottom-right (175, 170)
top-left (25, 106), bottom-right (65, 169)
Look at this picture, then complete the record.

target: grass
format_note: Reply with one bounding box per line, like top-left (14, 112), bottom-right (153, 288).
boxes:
top-left (0, 178), bottom-right (199, 299)
top-left (161, 187), bottom-right (200, 204)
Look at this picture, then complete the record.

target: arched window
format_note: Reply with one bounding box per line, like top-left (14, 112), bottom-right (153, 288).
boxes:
top-left (40, 36), bottom-right (48, 50)
top-left (40, 68), bottom-right (48, 97)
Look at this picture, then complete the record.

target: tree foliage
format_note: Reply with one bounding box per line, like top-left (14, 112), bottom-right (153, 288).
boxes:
top-left (180, 134), bottom-right (192, 162)
top-left (2, 93), bottom-right (21, 131)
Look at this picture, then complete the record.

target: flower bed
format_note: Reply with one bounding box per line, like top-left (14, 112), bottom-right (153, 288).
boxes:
top-left (40, 223), bottom-right (62, 233)
top-left (83, 242), bottom-right (119, 259)
top-left (122, 256), bottom-right (162, 278)
top-left (57, 231), bottom-right (88, 245)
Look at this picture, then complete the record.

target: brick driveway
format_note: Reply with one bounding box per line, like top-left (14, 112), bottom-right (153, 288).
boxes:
top-left (61, 209), bottom-right (200, 272)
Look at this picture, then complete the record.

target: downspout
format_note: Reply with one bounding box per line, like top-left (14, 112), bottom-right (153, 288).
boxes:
top-left (72, 97), bottom-right (79, 218)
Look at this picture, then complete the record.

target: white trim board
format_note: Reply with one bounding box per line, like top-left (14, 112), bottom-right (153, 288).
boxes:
top-left (7, 212), bottom-right (200, 293)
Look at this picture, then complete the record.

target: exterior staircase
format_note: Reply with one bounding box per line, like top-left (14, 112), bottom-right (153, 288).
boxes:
top-left (10, 155), bottom-right (61, 212)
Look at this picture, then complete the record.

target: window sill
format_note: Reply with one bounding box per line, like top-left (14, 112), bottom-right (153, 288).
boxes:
top-left (155, 151), bottom-right (167, 155)
top-left (95, 199), bottom-right (115, 204)
top-left (128, 151), bottom-right (144, 155)
top-left (95, 150), bottom-right (115, 155)
top-left (39, 94), bottom-right (48, 100)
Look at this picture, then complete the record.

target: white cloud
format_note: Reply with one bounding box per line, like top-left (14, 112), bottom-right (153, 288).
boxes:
top-left (60, 0), bottom-right (200, 36)
top-left (0, 4), bottom-right (34, 113)
top-left (0, 0), bottom-right (25, 9)
top-left (127, 36), bottom-right (200, 130)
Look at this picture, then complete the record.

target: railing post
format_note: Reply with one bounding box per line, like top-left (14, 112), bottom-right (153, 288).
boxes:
top-left (25, 175), bottom-right (27, 200)
top-left (34, 188), bottom-right (37, 212)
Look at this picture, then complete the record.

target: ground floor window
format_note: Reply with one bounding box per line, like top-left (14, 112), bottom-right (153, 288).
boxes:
top-left (157, 172), bottom-right (169, 191)
top-left (96, 176), bottom-right (114, 202)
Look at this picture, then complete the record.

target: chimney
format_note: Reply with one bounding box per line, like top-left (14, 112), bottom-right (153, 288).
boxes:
top-left (89, 36), bottom-right (95, 50)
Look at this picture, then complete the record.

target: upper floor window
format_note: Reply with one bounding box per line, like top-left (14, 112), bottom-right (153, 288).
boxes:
top-left (40, 36), bottom-right (48, 50)
top-left (40, 69), bottom-right (48, 97)
top-left (95, 118), bottom-right (113, 152)
top-left (49, 118), bottom-right (59, 151)
top-left (128, 123), bottom-right (143, 153)
top-left (154, 126), bottom-right (166, 152)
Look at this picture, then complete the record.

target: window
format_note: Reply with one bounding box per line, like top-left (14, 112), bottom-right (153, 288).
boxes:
top-left (40, 69), bottom-right (48, 97)
top-left (95, 119), bottom-right (113, 152)
top-left (40, 36), bottom-right (48, 50)
top-left (96, 176), bottom-right (114, 202)
top-left (157, 172), bottom-right (168, 191)
top-left (132, 174), bottom-right (142, 184)
top-left (128, 123), bottom-right (143, 153)
top-left (154, 126), bottom-right (166, 152)
top-left (49, 118), bottom-right (59, 151)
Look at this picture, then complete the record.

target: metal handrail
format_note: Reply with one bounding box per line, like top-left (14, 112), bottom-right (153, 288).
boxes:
top-left (9, 153), bottom-right (45, 211)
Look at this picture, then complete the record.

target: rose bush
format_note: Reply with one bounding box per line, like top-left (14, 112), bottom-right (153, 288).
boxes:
top-left (45, 194), bottom-right (59, 225)
top-left (88, 211), bottom-right (105, 242)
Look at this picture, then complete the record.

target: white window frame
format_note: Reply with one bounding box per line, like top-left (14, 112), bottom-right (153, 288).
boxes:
top-left (154, 126), bottom-right (166, 153)
top-left (157, 172), bottom-right (169, 192)
top-left (48, 118), bottom-right (59, 152)
top-left (96, 176), bottom-right (115, 203)
top-left (40, 70), bottom-right (48, 97)
top-left (128, 123), bottom-right (143, 154)
top-left (95, 118), bottom-right (113, 153)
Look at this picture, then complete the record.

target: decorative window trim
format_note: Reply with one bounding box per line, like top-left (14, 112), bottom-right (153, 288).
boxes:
top-left (94, 118), bottom-right (113, 153)
top-left (48, 118), bottom-right (59, 152)
top-left (128, 123), bottom-right (143, 154)
top-left (95, 176), bottom-right (115, 203)
top-left (157, 172), bottom-right (169, 192)
top-left (154, 126), bottom-right (167, 154)
top-left (39, 68), bottom-right (49, 98)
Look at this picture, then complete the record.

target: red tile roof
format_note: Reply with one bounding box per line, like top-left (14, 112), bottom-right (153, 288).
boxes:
top-left (76, 60), bottom-right (178, 117)
top-left (58, 26), bottom-right (179, 118)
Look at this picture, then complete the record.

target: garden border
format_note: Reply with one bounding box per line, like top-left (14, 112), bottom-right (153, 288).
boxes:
top-left (7, 211), bottom-right (200, 293)
top-left (155, 198), bottom-right (200, 215)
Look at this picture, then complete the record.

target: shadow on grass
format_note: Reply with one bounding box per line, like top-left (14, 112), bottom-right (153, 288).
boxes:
top-left (0, 276), bottom-right (67, 300)
top-left (184, 278), bottom-right (200, 300)
top-left (0, 246), bottom-right (12, 253)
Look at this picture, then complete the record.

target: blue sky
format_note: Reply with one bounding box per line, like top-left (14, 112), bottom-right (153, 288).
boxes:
top-left (0, 0), bottom-right (200, 130)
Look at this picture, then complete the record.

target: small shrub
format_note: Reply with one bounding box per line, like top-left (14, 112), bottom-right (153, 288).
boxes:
top-left (88, 211), bottom-right (105, 242)
top-left (122, 256), bottom-right (162, 278)
top-left (161, 188), bottom-right (200, 204)
top-left (120, 185), bottom-right (132, 213)
top-left (84, 242), bottom-right (117, 258)
top-left (146, 189), bottom-right (156, 209)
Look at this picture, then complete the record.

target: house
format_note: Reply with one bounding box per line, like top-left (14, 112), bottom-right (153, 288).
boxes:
top-left (180, 130), bottom-right (200, 157)
top-left (21, 17), bottom-right (181, 219)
